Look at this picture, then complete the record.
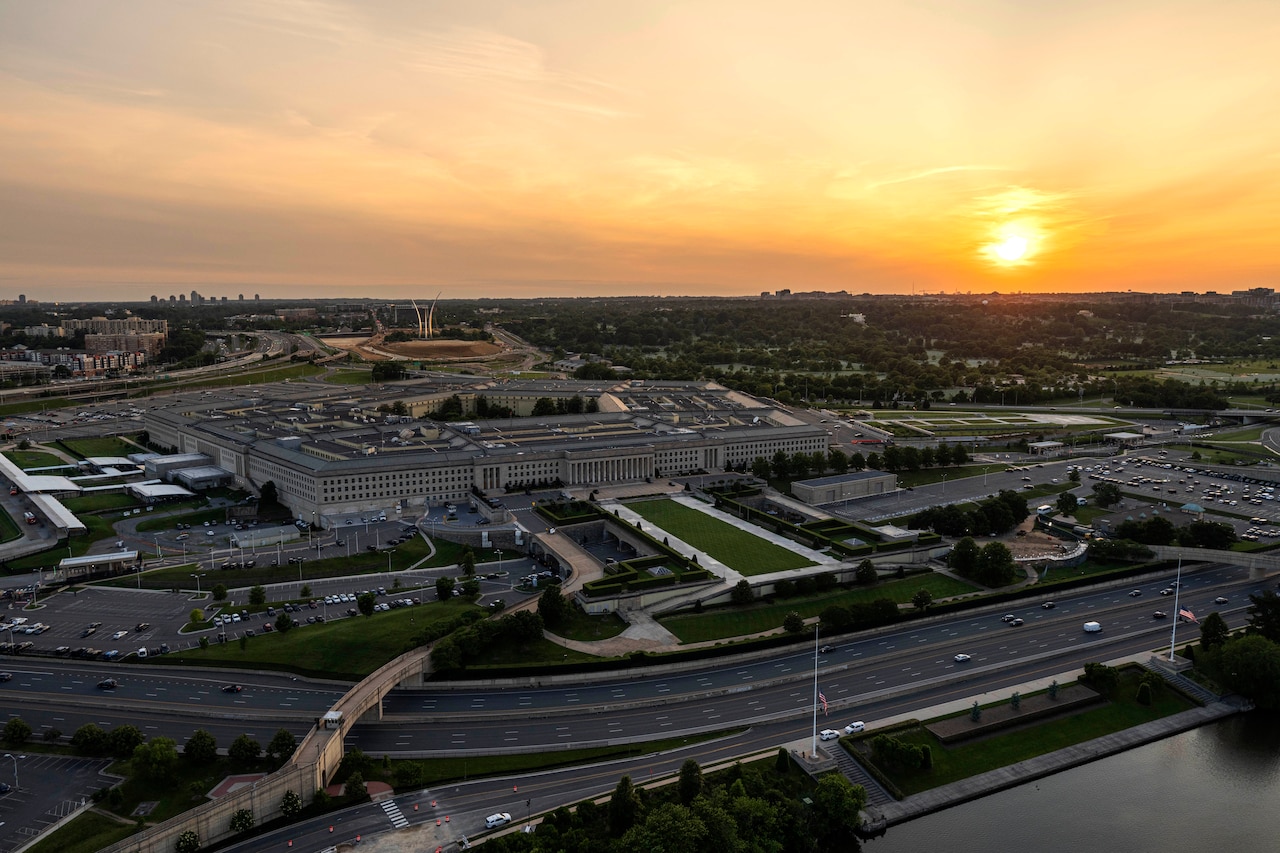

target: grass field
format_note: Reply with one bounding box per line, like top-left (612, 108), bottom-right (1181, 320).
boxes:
top-left (3, 449), bottom-right (69, 469)
top-left (323, 368), bottom-right (374, 385)
top-left (156, 598), bottom-right (479, 679)
top-left (659, 573), bottom-right (978, 644)
top-left (628, 499), bottom-right (817, 576)
top-left (860, 669), bottom-right (1195, 796)
top-left (59, 435), bottom-right (143, 458)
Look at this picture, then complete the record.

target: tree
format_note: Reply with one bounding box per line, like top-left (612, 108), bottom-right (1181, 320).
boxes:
top-left (461, 547), bottom-right (476, 578)
top-left (1215, 635), bottom-right (1280, 709)
top-left (977, 541), bottom-right (1018, 587)
top-left (108, 725), bottom-right (144, 759)
top-left (855, 559), bottom-right (877, 586)
top-left (249, 585), bottom-right (267, 606)
top-left (1092, 482), bottom-right (1122, 508)
top-left (213, 583), bottom-right (228, 601)
top-left (810, 774), bottom-right (867, 853)
top-left (72, 723), bottom-right (107, 755)
top-left (911, 588), bottom-right (934, 611)
top-left (435, 575), bottom-right (455, 601)
top-left (771, 449), bottom-right (791, 480)
top-left (300, 583), bottom-right (311, 598)
top-left (1200, 611), bottom-right (1230, 652)
top-left (2, 717), bottom-right (31, 745)
top-left (267, 728), bottom-right (298, 763)
top-left (133, 737), bottom-right (179, 781)
top-left (280, 789), bottom-right (303, 820)
top-left (538, 584), bottom-right (570, 628)
top-left (344, 770), bottom-right (370, 803)
top-left (678, 759), bottom-right (703, 805)
top-left (730, 579), bottom-right (754, 605)
top-left (184, 729), bottom-right (218, 764)
top-left (189, 608), bottom-right (204, 624)
top-left (228, 734), bottom-right (262, 764)
top-left (229, 807), bottom-right (255, 833)
top-left (1247, 590), bottom-right (1280, 643)
top-left (1056, 491), bottom-right (1078, 518)
top-left (1069, 468), bottom-right (1081, 483)
top-left (949, 537), bottom-right (981, 576)
top-left (751, 456), bottom-right (771, 480)
top-left (259, 480), bottom-right (280, 508)
top-left (358, 592), bottom-right (376, 617)
top-left (608, 775), bottom-right (643, 836)
top-left (175, 829), bottom-right (200, 853)
top-left (275, 611), bottom-right (294, 634)
top-left (783, 611), bottom-right (804, 633)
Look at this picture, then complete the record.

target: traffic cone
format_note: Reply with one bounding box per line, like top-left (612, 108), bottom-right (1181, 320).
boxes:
top-left (513, 785), bottom-right (518, 792)
top-left (436, 819), bottom-right (441, 826)
top-left (414, 803), bottom-right (419, 811)
top-left (287, 842), bottom-right (292, 848)
top-left (445, 815), bottom-right (450, 823)
top-left (431, 799), bottom-right (437, 807)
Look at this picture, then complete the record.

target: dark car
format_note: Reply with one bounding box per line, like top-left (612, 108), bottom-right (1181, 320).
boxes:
top-left (97, 678), bottom-right (118, 690)
top-left (134, 622), bottom-right (150, 632)
top-left (1042, 601), bottom-right (1056, 609)
top-left (222, 684), bottom-right (242, 693)
top-left (0, 672), bottom-right (12, 682)
top-left (818, 645), bottom-right (834, 654)
top-left (0, 781), bottom-right (10, 794)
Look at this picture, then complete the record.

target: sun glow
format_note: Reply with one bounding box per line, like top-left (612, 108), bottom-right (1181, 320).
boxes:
top-left (982, 225), bottom-right (1040, 268)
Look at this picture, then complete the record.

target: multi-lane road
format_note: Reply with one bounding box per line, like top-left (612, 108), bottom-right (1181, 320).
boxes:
top-left (3, 563), bottom-right (1269, 756)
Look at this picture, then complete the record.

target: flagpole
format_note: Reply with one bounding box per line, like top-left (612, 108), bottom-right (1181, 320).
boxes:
top-left (812, 623), bottom-right (819, 757)
top-left (1169, 558), bottom-right (1182, 661)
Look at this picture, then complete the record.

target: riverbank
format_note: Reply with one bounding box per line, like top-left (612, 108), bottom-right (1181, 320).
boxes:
top-left (858, 655), bottom-right (1244, 829)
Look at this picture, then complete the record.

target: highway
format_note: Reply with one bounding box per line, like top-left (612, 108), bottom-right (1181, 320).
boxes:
top-left (4, 564), bottom-right (1271, 757)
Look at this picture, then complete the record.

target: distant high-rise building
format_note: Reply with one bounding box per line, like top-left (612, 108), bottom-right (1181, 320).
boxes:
top-left (18, 294), bottom-right (26, 303)
top-left (150, 295), bottom-right (158, 304)
top-left (238, 294), bottom-right (244, 301)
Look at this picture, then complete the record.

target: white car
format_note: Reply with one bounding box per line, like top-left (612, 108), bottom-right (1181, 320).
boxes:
top-left (954, 653), bottom-right (972, 663)
top-left (111, 630), bottom-right (128, 640)
top-left (819, 729), bottom-right (841, 741)
top-left (485, 812), bottom-right (512, 829)
top-left (843, 721), bottom-right (866, 734)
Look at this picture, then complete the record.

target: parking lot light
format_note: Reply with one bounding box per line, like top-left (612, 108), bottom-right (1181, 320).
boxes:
top-left (3, 753), bottom-right (23, 790)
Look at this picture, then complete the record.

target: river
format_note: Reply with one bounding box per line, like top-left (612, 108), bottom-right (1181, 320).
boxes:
top-left (865, 710), bottom-right (1280, 852)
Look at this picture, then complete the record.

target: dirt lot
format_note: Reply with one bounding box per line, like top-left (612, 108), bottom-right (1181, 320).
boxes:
top-left (325, 336), bottom-right (502, 362)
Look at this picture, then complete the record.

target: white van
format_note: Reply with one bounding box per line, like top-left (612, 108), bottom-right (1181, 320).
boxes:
top-left (137, 647), bottom-right (148, 658)
top-left (1083, 621), bottom-right (1102, 633)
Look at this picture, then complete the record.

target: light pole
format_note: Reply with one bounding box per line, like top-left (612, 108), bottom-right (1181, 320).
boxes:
top-left (190, 572), bottom-right (205, 597)
top-left (154, 536), bottom-right (160, 558)
top-left (941, 473), bottom-right (948, 495)
top-left (386, 550), bottom-right (395, 573)
top-left (3, 753), bottom-right (22, 791)
top-left (983, 466), bottom-right (990, 487)
top-left (496, 548), bottom-right (504, 580)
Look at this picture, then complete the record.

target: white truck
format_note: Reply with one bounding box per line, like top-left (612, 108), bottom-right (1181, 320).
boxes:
top-left (1083, 621), bottom-right (1102, 633)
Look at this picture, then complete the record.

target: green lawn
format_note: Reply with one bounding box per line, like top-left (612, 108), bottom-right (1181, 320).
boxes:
top-left (323, 368), bottom-right (374, 385)
top-left (61, 494), bottom-right (142, 513)
top-left (548, 607), bottom-right (629, 642)
top-left (156, 598), bottom-right (479, 679)
top-left (3, 449), bottom-right (69, 469)
top-left (659, 573), bottom-right (978, 644)
top-left (859, 670), bottom-right (1196, 796)
top-left (628, 499), bottom-right (816, 575)
top-left (59, 435), bottom-right (144, 458)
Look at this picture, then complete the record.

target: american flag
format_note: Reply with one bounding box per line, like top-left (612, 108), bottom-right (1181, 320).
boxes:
top-left (818, 691), bottom-right (828, 716)
top-left (1179, 608), bottom-right (1198, 623)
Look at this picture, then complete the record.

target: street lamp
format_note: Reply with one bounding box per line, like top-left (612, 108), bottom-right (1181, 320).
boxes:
top-left (496, 549), bottom-right (504, 580)
top-left (190, 572), bottom-right (205, 597)
top-left (3, 753), bottom-right (22, 791)
top-left (386, 550), bottom-right (395, 573)
top-left (941, 473), bottom-right (948, 495)
top-left (983, 466), bottom-right (990, 487)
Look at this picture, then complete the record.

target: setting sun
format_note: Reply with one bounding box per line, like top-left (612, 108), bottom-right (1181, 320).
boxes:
top-left (993, 235), bottom-right (1030, 262)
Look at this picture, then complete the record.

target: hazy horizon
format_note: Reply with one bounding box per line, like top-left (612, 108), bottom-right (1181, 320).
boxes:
top-left (2, 1), bottom-right (1278, 302)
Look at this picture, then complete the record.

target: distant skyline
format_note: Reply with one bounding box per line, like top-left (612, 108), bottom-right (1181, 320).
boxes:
top-left (2, 0), bottom-right (1278, 302)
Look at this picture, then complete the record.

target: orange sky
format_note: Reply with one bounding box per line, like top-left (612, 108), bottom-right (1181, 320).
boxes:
top-left (1, 0), bottom-right (1278, 301)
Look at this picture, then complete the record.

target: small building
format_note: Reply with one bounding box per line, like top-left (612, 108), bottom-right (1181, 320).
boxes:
top-left (790, 469), bottom-right (896, 505)
top-left (1028, 440), bottom-right (1064, 456)
top-left (1104, 431), bottom-right (1145, 448)
top-left (173, 466), bottom-right (233, 491)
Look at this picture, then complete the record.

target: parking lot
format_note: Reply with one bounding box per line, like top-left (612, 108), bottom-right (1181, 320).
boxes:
top-left (0, 754), bottom-right (116, 853)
